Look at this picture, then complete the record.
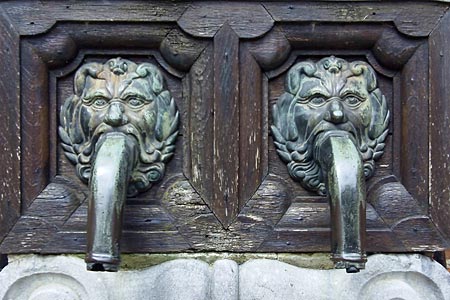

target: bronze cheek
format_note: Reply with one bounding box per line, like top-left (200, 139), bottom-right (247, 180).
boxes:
top-left (346, 100), bottom-right (371, 128)
top-left (79, 105), bottom-right (104, 135)
top-left (295, 103), bottom-right (326, 138)
top-left (124, 102), bottom-right (155, 132)
top-left (311, 104), bottom-right (330, 126)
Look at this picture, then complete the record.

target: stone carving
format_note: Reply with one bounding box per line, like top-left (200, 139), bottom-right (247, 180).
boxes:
top-left (1, 255), bottom-right (449, 300)
top-left (271, 56), bottom-right (390, 195)
top-left (59, 58), bottom-right (179, 196)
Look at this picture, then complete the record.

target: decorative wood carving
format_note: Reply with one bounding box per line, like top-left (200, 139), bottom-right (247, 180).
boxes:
top-left (0, 1), bottom-right (449, 256)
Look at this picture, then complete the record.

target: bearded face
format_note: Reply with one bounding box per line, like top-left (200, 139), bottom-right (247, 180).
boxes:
top-left (272, 56), bottom-right (390, 195)
top-left (59, 58), bottom-right (179, 196)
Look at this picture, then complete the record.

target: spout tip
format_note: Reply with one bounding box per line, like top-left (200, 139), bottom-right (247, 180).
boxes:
top-left (334, 260), bottom-right (366, 273)
top-left (86, 262), bottom-right (119, 272)
top-left (86, 253), bottom-right (120, 272)
top-left (345, 266), bottom-right (360, 273)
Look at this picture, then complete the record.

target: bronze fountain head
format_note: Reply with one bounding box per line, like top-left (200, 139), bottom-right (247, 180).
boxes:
top-left (272, 56), bottom-right (390, 272)
top-left (59, 58), bottom-right (179, 271)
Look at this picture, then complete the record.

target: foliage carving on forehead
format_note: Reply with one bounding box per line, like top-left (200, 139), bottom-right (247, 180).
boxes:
top-left (59, 58), bottom-right (179, 196)
top-left (271, 56), bottom-right (390, 196)
top-left (286, 56), bottom-right (378, 100)
top-left (73, 58), bottom-right (165, 101)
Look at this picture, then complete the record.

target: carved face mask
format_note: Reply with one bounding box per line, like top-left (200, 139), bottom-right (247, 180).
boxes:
top-left (59, 58), bottom-right (179, 196)
top-left (272, 56), bottom-right (390, 195)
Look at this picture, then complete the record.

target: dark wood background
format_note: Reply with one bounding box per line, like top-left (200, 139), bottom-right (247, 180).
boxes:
top-left (0, 1), bottom-right (449, 254)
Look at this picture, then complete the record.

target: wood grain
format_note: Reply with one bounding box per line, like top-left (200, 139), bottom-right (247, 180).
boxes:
top-left (0, 177), bottom-right (85, 253)
top-left (178, 3), bottom-right (273, 38)
top-left (2, 1), bottom-right (188, 35)
top-left (429, 11), bottom-right (450, 239)
top-left (246, 27), bottom-right (291, 71)
top-left (183, 45), bottom-right (215, 213)
top-left (160, 29), bottom-right (208, 72)
top-left (279, 23), bottom-right (384, 51)
top-left (21, 42), bottom-right (50, 210)
top-left (163, 175), bottom-right (291, 252)
top-left (400, 44), bottom-right (429, 206)
top-left (264, 2), bottom-right (448, 37)
top-left (212, 24), bottom-right (240, 227)
top-left (238, 43), bottom-right (267, 214)
top-left (372, 27), bottom-right (423, 70)
top-left (0, 11), bottom-right (21, 243)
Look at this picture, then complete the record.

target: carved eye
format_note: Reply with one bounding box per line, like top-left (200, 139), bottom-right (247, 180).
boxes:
top-left (92, 97), bottom-right (108, 108)
top-left (344, 95), bottom-right (363, 107)
top-left (309, 96), bottom-right (327, 106)
top-left (127, 97), bottom-right (145, 108)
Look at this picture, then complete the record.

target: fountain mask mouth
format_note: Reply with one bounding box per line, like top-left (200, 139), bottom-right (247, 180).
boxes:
top-left (80, 123), bottom-right (144, 160)
top-left (93, 132), bottom-right (139, 164)
top-left (313, 130), bottom-right (358, 164)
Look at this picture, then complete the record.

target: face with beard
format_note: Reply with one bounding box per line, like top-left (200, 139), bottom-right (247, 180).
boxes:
top-left (59, 58), bottom-right (179, 196)
top-left (272, 56), bottom-right (390, 195)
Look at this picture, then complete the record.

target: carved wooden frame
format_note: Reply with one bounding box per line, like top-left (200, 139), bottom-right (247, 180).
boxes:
top-left (0, 1), bottom-right (449, 254)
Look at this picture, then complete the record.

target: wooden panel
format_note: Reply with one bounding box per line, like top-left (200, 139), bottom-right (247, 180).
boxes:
top-left (0, 178), bottom-right (84, 253)
top-left (400, 43), bottom-right (429, 205)
top-left (0, 1), bottom-right (449, 255)
top-left (184, 45), bottom-right (215, 212)
top-left (42, 231), bottom-right (191, 254)
top-left (2, 1), bottom-right (188, 35)
top-left (279, 23), bottom-right (384, 52)
top-left (264, 2), bottom-right (447, 37)
top-left (177, 3), bottom-right (273, 38)
top-left (258, 229), bottom-right (406, 253)
top-left (0, 11), bottom-right (21, 243)
top-left (239, 43), bottom-right (267, 210)
top-left (275, 203), bottom-right (387, 230)
top-left (160, 29), bottom-right (208, 73)
top-left (212, 24), bottom-right (240, 227)
top-left (373, 27), bottom-right (423, 70)
top-left (392, 217), bottom-right (447, 251)
top-left (21, 42), bottom-right (50, 209)
top-left (185, 24), bottom-right (270, 226)
top-left (163, 176), bottom-right (290, 252)
top-left (367, 179), bottom-right (426, 226)
top-left (429, 11), bottom-right (450, 239)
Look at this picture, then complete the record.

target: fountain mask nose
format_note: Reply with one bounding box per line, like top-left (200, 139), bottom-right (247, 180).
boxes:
top-left (325, 100), bottom-right (346, 124)
top-left (105, 102), bottom-right (127, 127)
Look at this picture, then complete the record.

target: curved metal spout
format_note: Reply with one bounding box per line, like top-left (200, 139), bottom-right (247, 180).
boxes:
top-left (86, 133), bottom-right (137, 272)
top-left (314, 131), bottom-right (367, 273)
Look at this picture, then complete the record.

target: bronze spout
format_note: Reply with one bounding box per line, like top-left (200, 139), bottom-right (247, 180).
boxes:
top-left (86, 133), bottom-right (137, 271)
top-left (314, 131), bottom-right (366, 272)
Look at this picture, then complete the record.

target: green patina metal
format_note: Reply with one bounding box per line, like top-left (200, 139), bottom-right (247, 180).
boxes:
top-left (271, 56), bottom-right (389, 272)
top-left (59, 58), bottom-right (179, 271)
